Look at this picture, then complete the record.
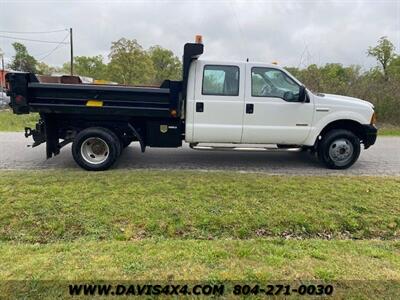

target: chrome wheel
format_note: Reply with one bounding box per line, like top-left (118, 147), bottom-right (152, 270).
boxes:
top-left (80, 137), bottom-right (109, 165)
top-left (328, 138), bottom-right (354, 167)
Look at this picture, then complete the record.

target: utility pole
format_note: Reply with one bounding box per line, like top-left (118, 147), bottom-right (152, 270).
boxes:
top-left (70, 28), bottom-right (73, 75)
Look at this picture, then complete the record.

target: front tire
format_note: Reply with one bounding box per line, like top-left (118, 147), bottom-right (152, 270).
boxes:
top-left (317, 129), bottom-right (361, 169)
top-left (72, 127), bottom-right (121, 171)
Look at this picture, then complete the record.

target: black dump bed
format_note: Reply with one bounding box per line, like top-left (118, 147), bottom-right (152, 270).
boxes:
top-left (4, 42), bottom-right (204, 158)
top-left (6, 73), bottom-right (182, 118)
top-left (5, 42), bottom-right (204, 119)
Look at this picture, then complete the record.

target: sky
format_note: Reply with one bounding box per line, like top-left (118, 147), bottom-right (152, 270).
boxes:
top-left (0, 0), bottom-right (399, 70)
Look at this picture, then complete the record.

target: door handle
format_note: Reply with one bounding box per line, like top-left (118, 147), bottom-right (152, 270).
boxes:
top-left (196, 102), bottom-right (204, 112)
top-left (246, 103), bottom-right (254, 114)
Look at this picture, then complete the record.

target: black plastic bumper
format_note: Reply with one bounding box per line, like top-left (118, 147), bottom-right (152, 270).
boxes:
top-left (362, 124), bottom-right (377, 149)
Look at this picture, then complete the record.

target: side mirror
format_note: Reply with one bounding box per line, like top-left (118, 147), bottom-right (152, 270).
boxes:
top-left (298, 85), bottom-right (307, 102)
top-left (283, 91), bottom-right (295, 102)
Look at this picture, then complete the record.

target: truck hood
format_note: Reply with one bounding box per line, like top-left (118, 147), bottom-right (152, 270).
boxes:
top-left (317, 93), bottom-right (374, 109)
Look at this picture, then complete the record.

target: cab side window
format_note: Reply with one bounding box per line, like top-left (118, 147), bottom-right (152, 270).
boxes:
top-left (202, 65), bottom-right (239, 96)
top-left (252, 67), bottom-right (300, 101)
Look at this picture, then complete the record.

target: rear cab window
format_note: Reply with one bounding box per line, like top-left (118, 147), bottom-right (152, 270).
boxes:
top-left (202, 65), bottom-right (240, 96)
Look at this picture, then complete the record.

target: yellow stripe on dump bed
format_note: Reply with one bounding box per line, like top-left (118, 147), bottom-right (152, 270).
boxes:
top-left (86, 100), bottom-right (103, 107)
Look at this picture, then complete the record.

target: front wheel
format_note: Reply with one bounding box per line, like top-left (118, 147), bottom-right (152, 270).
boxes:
top-left (317, 129), bottom-right (361, 169)
top-left (72, 127), bottom-right (121, 171)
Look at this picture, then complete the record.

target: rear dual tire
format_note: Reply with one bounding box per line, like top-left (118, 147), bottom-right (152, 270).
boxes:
top-left (72, 127), bottom-right (121, 171)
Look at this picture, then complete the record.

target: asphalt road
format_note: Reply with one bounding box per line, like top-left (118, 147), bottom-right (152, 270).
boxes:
top-left (0, 132), bottom-right (399, 175)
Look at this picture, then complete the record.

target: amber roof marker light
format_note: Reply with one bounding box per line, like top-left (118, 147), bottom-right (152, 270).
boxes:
top-left (195, 35), bottom-right (203, 44)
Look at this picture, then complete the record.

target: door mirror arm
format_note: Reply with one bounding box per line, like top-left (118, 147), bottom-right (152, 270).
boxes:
top-left (298, 85), bottom-right (308, 102)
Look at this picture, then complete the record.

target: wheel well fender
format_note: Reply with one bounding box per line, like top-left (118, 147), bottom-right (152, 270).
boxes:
top-left (313, 119), bottom-right (366, 147)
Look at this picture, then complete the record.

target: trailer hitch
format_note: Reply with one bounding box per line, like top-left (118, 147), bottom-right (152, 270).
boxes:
top-left (24, 120), bottom-right (46, 148)
top-left (24, 127), bottom-right (33, 138)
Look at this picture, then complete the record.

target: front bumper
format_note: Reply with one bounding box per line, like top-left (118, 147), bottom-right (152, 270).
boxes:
top-left (362, 124), bottom-right (377, 149)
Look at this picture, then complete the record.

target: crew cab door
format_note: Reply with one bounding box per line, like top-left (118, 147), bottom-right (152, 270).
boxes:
top-left (191, 62), bottom-right (245, 143)
top-left (241, 66), bottom-right (314, 144)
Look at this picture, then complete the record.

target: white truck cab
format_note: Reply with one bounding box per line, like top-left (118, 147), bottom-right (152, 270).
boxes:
top-left (185, 59), bottom-right (377, 169)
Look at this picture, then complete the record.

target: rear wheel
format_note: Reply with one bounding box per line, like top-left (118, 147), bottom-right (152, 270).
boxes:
top-left (317, 129), bottom-right (360, 169)
top-left (72, 127), bottom-right (121, 171)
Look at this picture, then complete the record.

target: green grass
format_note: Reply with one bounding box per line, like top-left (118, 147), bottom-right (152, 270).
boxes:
top-left (0, 171), bottom-right (400, 243)
top-left (1, 240), bottom-right (399, 298)
top-left (379, 126), bottom-right (400, 136)
top-left (1, 170), bottom-right (400, 298)
top-left (0, 239), bottom-right (399, 281)
top-left (0, 110), bottom-right (38, 131)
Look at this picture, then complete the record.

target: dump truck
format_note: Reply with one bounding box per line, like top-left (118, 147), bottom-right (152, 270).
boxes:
top-left (6, 37), bottom-right (377, 171)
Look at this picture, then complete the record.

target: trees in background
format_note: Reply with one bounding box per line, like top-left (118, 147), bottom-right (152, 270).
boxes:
top-left (6, 39), bottom-right (182, 86)
top-left (62, 55), bottom-right (107, 79)
top-left (106, 39), bottom-right (182, 85)
top-left (286, 64), bottom-right (362, 96)
top-left (55, 39), bottom-right (183, 85)
top-left (107, 38), bottom-right (155, 85)
top-left (285, 37), bottom-right (399, 125)
top-left (387, 56), bottom-right (400, 79)
top-left (149, 46), bottom-right (182, 84)
top-left (367, 36), bottom-right (396, 79)
top-left (36, 62), bottom-right (58, 76)
top-left (8, 42), bottom-right (37, 73)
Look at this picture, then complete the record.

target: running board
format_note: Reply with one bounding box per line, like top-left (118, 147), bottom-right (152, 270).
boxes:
top-left (189, 144), bottom-right (302, 152)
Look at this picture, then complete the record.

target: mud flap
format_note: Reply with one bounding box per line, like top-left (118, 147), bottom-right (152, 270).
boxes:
top-left (128, 123), bottom-right (146, 153)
